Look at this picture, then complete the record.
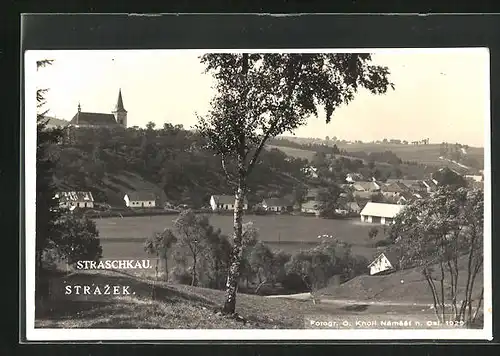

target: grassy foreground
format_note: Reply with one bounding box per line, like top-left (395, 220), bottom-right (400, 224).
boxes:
top-left (35, 269), bottom-right (438, 329)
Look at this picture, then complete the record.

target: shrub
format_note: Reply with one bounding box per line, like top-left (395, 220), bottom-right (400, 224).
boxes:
top-left (375, 238), bottom-right (393, 247)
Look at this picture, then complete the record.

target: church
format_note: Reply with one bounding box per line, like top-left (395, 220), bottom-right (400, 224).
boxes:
top-left (69, 89), bottom-right (128, 128)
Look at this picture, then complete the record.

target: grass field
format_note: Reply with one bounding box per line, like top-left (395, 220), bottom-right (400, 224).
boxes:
top-left (95, 214), bottom-right (381, 260)
top-left (319, 255), bottom-right (484, 305)
top-left (35, 270), bottom-right (442, 329)
top-left (269, 142), bottom-right (484, 170)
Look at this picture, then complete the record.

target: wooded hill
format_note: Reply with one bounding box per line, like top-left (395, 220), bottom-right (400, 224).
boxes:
top-left (49, 124), bottom-right (310, 208)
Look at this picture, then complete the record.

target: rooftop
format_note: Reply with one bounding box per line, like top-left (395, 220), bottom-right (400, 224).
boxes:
top-left (360, 202), bottom-right (405, 219)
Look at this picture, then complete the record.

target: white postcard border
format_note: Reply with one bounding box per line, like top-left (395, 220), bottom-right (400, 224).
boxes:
top-left (23, 48), bottom-right (493, 341)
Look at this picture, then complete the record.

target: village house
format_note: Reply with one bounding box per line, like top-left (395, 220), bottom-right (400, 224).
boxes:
top-left (124, 191), bottom-right (157, 208)
top-left (465, 174), bottom-right (483, 183)
top-left (360, 202), bottom-right (405, 225)
top-left (262, 197), bottom-right (294, 213)
top-left (381, 181), bottom-right (409, 199)
top-left (386, 179), bottom-right (428, 193)
top-left (352, 181), bottom-right (381, 193)
top-left (345, 173), bottom-right (365, 183)
top-left (301, 165), bottom-right (319, 178)
top-left (56, 191), bottom-right (95, 210)
top-left (368, 250), bottom-right (400, 276)
top-left (69, 90), bottom-right (128, 129)
top-left (210, 195), bottom-right (248, 212)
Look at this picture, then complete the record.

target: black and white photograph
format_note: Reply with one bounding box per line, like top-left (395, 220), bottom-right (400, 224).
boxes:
top-left (24, 46), bottom-right (491, 341)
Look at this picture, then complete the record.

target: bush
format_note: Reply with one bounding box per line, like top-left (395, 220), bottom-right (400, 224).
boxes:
top-left (170, 266), bottom-right (192, 285)
top-left (374, 238), bottom-right (394, 247)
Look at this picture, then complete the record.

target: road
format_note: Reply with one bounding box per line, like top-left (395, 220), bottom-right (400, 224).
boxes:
top-left (266, 292), bottom-right (434, 307)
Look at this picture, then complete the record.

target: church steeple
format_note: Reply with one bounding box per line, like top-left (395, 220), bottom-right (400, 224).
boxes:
top-left (112, 89), bottom-right (128, 128)
top-left (114, 89), bottom-right (126, 112)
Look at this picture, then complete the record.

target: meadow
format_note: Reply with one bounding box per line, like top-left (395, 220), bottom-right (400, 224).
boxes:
top-left (95, 214), bottom-right (380, 260)
top-left (269, 142), bottom-right (484, 169)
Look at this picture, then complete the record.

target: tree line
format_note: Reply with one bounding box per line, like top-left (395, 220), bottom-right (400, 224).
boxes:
top-left (144, 209), bottom-right (369, 296)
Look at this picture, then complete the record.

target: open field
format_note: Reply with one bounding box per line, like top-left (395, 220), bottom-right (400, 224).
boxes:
top-left (269, 142), bottom-right (484, 169)
top-left (95, 214), bottom-right (381, 260)
top-left (319, 255), bottom-right (484, 305)
top-left (36, 270), bottom-right (443, 329)
top-left (267, 144), bottom-right (317, 161)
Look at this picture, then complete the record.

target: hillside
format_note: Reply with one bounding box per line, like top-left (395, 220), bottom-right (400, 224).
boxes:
top-left (272, 136), bottom-right (483, 172)
top-left (36, 269), bottom-right (436, 329)
top-left (318, 255), bottom-right (483, 304)
top-left (51, 126), bottom-right (309, 208)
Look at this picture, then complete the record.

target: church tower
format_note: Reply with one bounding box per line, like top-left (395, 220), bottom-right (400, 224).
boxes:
top-left (112, 89), bottom-right (127, 128)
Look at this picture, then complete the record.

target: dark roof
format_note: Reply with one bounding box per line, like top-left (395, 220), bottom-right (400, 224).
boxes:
top-left (114, 89), bottom-right (127, 112)
top-left (125, 191), bottom-right (157, 201)
top-left (382, 181), bottom-right (409, 193)
top-left (263, 198), bottom-right (293, 207)
top-left (70, 112), bottom-right (118, 126)
top-left (211, 195), bottom-right (248, 205)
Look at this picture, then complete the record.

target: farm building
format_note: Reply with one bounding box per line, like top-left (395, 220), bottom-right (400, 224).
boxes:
top-left (360, 202), bottom-right (405, 225)
top-left (210, 195), bottom-right (248, 212)
top-left (124, 191), bottom-right (157, 208)
top-left (56, 191), bottom-right (94, 210)
top-left (262, 198), bottom-right (294, 213)
top-left (368, 251), bottom-right (400, 276)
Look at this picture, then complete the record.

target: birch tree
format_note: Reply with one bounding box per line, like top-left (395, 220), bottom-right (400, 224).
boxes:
top-left (196, 53), bottom-right (394, 314)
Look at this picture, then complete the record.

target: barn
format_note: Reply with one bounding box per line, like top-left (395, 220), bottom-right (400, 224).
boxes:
top-left (359, 202), bottom-right (405, 225)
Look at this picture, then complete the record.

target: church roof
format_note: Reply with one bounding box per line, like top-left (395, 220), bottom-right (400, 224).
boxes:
top-left (114, 89), bottom-right (126, 112)
top-left (70, 112), bottom-right (118, 126)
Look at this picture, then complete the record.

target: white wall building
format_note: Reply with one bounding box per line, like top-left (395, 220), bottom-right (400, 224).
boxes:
top-left (368, 251), bottom-right (400, 275)
top-left (210, 195), bottom-right (248, 211)
top-left (124, 191), bottom-right (157, 208)
top-left (56, 191), bottom-right (94, 209)
top-left (360, 202), bottom-right (405, 225)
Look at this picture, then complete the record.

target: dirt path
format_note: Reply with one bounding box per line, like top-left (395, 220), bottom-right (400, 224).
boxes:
top-left (266, 292), bottom-right (433, 307)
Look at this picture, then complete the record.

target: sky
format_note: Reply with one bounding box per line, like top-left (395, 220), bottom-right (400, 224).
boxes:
top-left (30, 48), bottom-right (489, 148)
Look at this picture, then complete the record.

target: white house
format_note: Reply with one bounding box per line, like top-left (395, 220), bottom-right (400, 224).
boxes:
top-left (345, 173), bottom-right (364, 183)
top-left (465, 175), bottom-right (483, 183)
top-left (301, 199), bottom-right (321, 215)
top-left (56, 191), bottom-right (94, 209)
top-left (368, 251), bottom-right (400, 276)
top-left (262, 198), bottom-right (293, 212)
top-left (210, 195), bottom-right (248, 211)
top-left (124, 191), bottom-right (157, 208)
top-left (360, 202), bottom-right (405, 225)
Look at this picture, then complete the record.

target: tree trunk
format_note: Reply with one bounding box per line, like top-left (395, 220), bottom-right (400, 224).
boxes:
top-left (191, 254), bottom-right (197, 286)
top-left (222, 184), bottom-right (245, 314)
top-left (163, 255), bottom-right (168, 282)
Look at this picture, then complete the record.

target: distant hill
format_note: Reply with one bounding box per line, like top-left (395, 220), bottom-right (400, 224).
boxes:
top-left (270, 137), bottom-right (483, 175)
